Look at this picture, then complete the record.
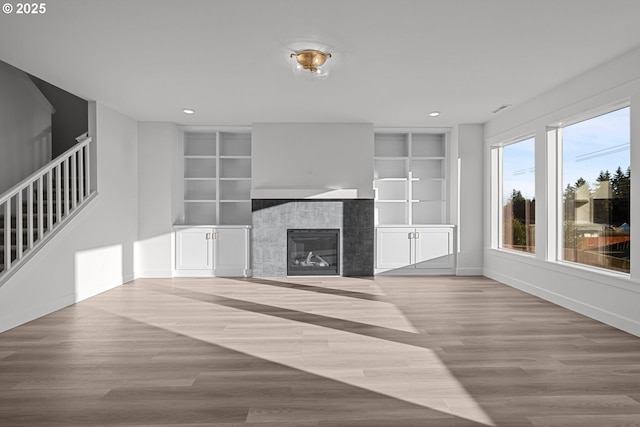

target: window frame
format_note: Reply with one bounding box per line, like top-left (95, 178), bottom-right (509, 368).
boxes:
top-left (492, 134), bottom-right (536, 255)
top-left (553, 103), bottom-right (631, 274)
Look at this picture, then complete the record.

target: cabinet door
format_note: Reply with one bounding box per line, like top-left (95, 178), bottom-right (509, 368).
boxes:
top-left (414, 228), bottom-right (453, 269)
top-left (176, 228), bottom-right (213, 270)
top-left (376, 227), bottom-right (413, 269)
top-left (214, 228), bottom-right (249, 275)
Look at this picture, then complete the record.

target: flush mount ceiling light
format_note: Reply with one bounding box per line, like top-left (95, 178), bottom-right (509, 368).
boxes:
top-left (290, 49), bottom-right (332, 79)
top-left (428, 111), bottom-right (441, 117)
top-left (182, 108), bottom-right (195, 115)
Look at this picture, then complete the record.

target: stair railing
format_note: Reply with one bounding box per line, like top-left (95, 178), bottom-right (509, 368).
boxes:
top-left (0, 137), bottom-right (94, 283)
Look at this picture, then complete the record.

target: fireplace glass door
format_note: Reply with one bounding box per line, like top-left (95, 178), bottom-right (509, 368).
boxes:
top-left (287, 229), bottom-right (340, 276)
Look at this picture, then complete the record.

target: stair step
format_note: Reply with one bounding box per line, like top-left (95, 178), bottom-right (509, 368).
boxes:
top-left (21, 200), bottom-right (60, 207)
top-left (0, 225), bottom-right (42, 233)
top-left (11, 202), bottom-right (65, 212)
top-left (0, 228), bottom-right (38, 235)
top-left (2, 213), bottom-right (58, 224)
top-left (1, 235), bottom-right (30, 247)
top-left (0, 224), bottom-right (52, 237)
top-left (0, 249), bottom-right (18, 263)
top-left (0, 212), bottom-right (55, 218)
top-left (0, 213), bottom-right (57, 221)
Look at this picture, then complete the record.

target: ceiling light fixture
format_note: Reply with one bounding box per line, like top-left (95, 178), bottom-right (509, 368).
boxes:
top-left (429, 111), bottom-right (440, 117)
top-left (290, 49), bottom-right (332, 79)
top-left (183, 108), bottom-right (195, 115)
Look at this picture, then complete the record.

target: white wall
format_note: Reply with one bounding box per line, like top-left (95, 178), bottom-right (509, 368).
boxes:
top-left (484, 46), bottom-right (640, 336)
top-left (0, 61), bottom-right (53, 193)
top-left (252, 123), bottom-right (374, 198)
top-left (456, 124), bottom-right (484, 275)
top-left (0, 102), bottom-right (139, 333)
top-left (135, 122), bottom-right (179, 278)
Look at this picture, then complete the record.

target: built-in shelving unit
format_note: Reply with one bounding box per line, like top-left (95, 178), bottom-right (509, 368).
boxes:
top-left (373, 130), bottom-right (448, 225)
top-left (373, 129), bottom-right (454, 274)
top-left (182, 129), bottom-right (252, 225)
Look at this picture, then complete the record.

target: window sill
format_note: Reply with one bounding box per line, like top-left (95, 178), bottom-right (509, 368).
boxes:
top-left (495, 247), bottom-right (536, 258)
top-left (486, 248), bottom-right (639, 294)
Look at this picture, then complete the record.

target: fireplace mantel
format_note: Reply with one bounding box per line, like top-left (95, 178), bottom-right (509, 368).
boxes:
top-left (250, 187), bottom-right (359, 199)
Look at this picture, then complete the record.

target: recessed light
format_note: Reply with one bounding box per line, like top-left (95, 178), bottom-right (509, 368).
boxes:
top-left (428, 111), bottom-right (440, 117)
top-left (183, 108), bottom-right (195, 115)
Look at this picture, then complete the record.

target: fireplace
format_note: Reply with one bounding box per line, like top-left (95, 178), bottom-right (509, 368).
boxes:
top-left (287, 229), bottom-right (340, 276)
top-left (252, 199), bottom-right (373, 277)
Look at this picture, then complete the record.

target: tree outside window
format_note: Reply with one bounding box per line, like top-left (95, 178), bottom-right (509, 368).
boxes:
top-left (561, 107), bottom-right (630, 273)
top-left (501, 137), bottom-right (535, 253)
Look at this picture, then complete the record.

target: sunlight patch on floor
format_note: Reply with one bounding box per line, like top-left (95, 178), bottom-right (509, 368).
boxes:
top-left (179, 277), bottom-right (419, 333)
top-left (87, 282), bottom-right (495, 426)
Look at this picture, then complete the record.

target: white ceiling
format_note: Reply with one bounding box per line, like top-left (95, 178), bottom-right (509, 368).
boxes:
top-left (2, 0), bottom-right (640, 127)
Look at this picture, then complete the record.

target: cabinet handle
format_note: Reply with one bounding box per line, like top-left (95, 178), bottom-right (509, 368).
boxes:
top-left (206, 233), bottom-right (211, 240)
top-left (408, 232), bottom-right (414, 239)
top-left (415, 232), bottom-right (420, 239)
top-left (213, 232), bottom-right (218, 240)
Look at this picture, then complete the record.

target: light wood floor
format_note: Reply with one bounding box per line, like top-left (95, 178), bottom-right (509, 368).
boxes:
top-left (1, 276), bottom-right (640, 426)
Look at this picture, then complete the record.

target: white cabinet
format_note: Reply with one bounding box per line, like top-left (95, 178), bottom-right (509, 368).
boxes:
top-left (376, 227), bottom-right (413, 269)
top-left (176, 227), bottom-right (214, 270)
top-left (375, 226), bottom-right (455, 274)
top-left (215, 227), bottom-right (251, 276)
top-left (174, 226), bottom-right (251, 277)
top-left (413, 228), bottom-right (454, 269)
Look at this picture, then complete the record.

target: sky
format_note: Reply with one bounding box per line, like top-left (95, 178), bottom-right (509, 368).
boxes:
top-left (502, 137), bottom-right (535, 202)
top-left (502, 107), bottom-right (630, 204)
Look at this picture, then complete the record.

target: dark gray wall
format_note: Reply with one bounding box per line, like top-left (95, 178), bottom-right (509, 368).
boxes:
top-left (30, 76), bottom-right (88, 158)
top-left (0, 60), bottom-right (53, 193)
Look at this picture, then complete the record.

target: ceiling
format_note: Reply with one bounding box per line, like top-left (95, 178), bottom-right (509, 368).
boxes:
top-left (2, 0), bottom-right (640, 128)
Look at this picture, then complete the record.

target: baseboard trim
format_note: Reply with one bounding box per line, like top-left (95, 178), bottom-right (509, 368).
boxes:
top-left (484, 267), bottom-right (640, 337)
top-left (0, 293), bottom-right (76, 334)
top-left (135, 270), bottom-right (173, 279)
top-left (456, 267), bottom-right (483, 276)
top-left (171, 268), bottom-right (252, 278)
top-left (74, 277), bottom-right (128, 302)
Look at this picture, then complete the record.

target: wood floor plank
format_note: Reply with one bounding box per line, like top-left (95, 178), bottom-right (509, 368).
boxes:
top-left (0, 275), bottom-right (639, 426)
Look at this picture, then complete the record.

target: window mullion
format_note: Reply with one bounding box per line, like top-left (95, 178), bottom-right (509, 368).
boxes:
top-left (545, 127), bottom-right (560, 262)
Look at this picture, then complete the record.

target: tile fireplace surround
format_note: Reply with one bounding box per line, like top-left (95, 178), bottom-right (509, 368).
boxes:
top-left (251, 199), bottom-right (374, 277)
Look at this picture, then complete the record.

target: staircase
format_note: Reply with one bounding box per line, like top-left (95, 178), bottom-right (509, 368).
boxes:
top-left (0, 137), bottom-right (94, 284)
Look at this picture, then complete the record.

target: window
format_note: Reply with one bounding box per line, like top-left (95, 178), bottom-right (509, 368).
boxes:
top-left (500, 137), bottom-right (536, 253)
top-left (559, 106), bottom-right (630, 273)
